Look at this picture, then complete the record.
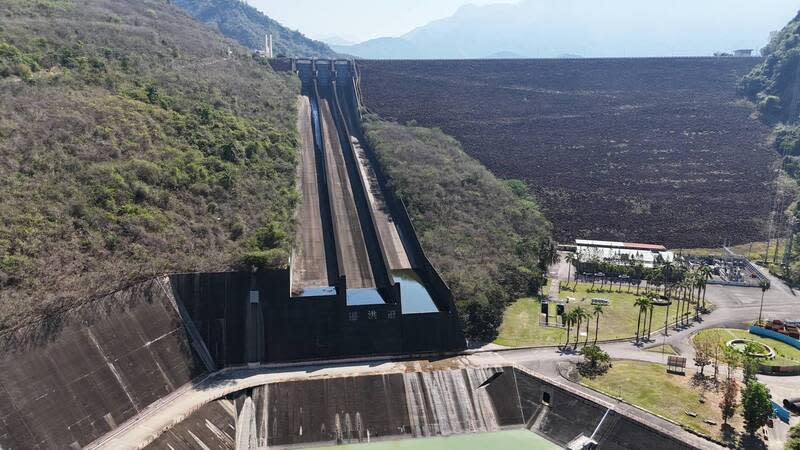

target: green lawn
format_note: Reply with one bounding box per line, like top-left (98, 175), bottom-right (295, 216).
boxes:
top-left (329, 430), bottom-right (558, 449)
top-left (694, 328), bottom-right (800, 367)
top-left (495, 282), bottom-right (670, 347)
top-left (679, 240), bottom-right (785, 261)
top-left (582, 361), bottom-right (722, 436)
top-left (645, 344), bottom-right (680, 355)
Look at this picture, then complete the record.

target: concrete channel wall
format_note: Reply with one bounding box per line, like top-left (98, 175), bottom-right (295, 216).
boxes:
top-left (147, 366), bottom-right (699, 450)
top-left (0, 278), bottom-right (205, 449)
top-left (170, 271), bottom-right (464, 366)
top-left (340, 61), bottom-right (461, 315)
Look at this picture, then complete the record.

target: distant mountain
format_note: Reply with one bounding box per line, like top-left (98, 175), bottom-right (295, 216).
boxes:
top-left (332, 37), bottom-right (420, 59)
top-left (173, 0), bottom-right (337, 58)
top-left (320, 36), bottom-right (356, 47)
top-left (484, 51), bottom-right (527, 59)
top-left (338, 0), bottom-right (797, 59)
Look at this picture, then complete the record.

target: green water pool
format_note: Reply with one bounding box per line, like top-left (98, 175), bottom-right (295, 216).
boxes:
top-left (325, 430), bottom-right (560, 449)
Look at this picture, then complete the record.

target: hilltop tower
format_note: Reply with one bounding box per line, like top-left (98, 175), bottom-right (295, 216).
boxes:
top-left (265, 33), bottom-right (274, 58)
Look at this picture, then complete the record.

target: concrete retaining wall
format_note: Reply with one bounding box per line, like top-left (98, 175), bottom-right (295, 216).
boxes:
top-left (0, 278), bottom-right (204, 449)
top-left (171, 271), bottom-right (463, 367)
top-left (154, 366), bottom-right (700, 450)
top-left (146, 399), bottom-right (235, 450)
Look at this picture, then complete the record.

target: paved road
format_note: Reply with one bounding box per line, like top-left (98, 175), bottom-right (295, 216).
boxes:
top-left (320, 99), bottom-right (375, 289)
top-left (499, 266), bottom-right (800, 450)
top-left (90, 266), bottom-right (798, 450)
top-left (291, 96), bottom-right (330, 291)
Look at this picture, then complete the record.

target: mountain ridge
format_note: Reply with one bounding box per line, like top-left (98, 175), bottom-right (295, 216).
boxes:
top-left (173, 0), bottom-right (338, 58)
top-left (335, 0), bottom-right (797, 59)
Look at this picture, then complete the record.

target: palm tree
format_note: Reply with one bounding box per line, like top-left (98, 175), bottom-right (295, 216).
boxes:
top-left (646, 299), bottom-right (655, 340)
top-left (593, 305), bottom-right (604, 344)
top-left (697, 264), bottom-right (712, 310)
top-left (573, 306), bottom-right (588, 349)
top-left (563, 310), bottom-right (575, 348)
top-left (565, 252), bottom-right (577, 289)
top-left (585, 308), bottom-right (592, 346)
top-left (757, 279), bottom-right (770, 325)
top-left (674, 280), bottom-right (684, 329)
top-left (662, 261), bottom-right (675, 297)
top-left (663, 298), bottom-right (671, 336)
top-left (679, 279), bottom-right (687, 326)
top-left (634, 296), bottom-right (649, 344)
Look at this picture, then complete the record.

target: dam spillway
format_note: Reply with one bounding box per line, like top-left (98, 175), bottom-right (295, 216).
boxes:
top-left (145, 365), bottom-right (701, 450)
top-left (293, 59), bottom-right (421, 304)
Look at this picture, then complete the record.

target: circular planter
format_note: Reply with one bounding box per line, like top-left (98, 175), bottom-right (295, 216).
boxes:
top-left (726, 339), bottom-right (776, 359)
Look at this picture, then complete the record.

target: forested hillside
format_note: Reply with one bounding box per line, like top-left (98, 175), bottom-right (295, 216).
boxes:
top-left (365, 120), bottom-right (553, 341)
top-left (740, 10), bottom-right (800, 282)
top-left (741, 11), bottom-right (800, 125)
top-left (0, 0), bottom-right (299, 330)
top-left (173, 0), bottom-right (338, 58)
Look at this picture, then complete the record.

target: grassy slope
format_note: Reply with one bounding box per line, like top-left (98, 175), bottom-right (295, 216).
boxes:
top-left (495, 282), bottom-right (660, 346)
top-left (364, 120), bottom-right (552, 341)
top-left (695, 328), bottom-right (800, 367)
top-left (172, 0), bottom-right (337, 58)
top-left (0, 0), bottom-right (299, 330)
top-left (582, 361), bottom-right (727, 437)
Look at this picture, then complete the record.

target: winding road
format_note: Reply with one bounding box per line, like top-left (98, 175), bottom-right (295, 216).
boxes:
top-left (88, 261), bottom-right (798, 450)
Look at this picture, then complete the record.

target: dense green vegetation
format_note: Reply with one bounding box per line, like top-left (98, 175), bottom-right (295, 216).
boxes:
top-left (740, 12), bottom-right (800, 282)
top-left (364, 120), bottom-right (553, 341)
top-left (740, 12), bottom-right (800, 124)
top-left (172, 0), bottom-right (337, 58)
top-left (0, 0), bottom-right (300, 330)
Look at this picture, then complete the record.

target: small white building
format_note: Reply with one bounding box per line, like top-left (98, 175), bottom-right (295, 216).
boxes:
top-left (575, 239), bottom-right (674, 268)
top-left (734, 49), bottom-right (753, 57)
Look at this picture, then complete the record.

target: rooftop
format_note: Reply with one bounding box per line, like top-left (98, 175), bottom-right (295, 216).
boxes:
top-left (575, 239), bottom-right (668, 252)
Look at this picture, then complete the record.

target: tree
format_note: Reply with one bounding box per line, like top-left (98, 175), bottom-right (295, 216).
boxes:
top-left (741, 381), bottom-right (773, 434)
top-left (462, 301), bottom-right (502, 342)
top-left (563, 310), bottom-right (575, 348)
top-left (697, 264), bottom-right (712, 310)
top-left (692, 334), bottom-right (713, 376)
top-left (634, 296), bottom-right (650, 343)
top-left (719, 378), bottom-right (739, 424)
top-left (742, 354), bottom-right (760, 384)
top-left (722, 347), bottom-right (742, 381)
top-left (565, 252), bottom-right (577, 288)
top-left (646, 301), bottom-right (655, 340)
top-left (579, 345), bottom-right (611, 377)
top-left (593, 304), bottom-right (604, 344)
top-left (757, 279), bottom-right (770, 325)
top-left (573, 307), bottom-right (588, 349)
top-left (786, 424), bottom-right (800, 450)
top-left (585, 307), bottom-right (592, 346)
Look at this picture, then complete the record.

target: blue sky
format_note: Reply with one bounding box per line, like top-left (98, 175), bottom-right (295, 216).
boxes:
top-left (250, 0), bottom-right (799, 49)
top-left (249, 0), bottom-right (502, 42)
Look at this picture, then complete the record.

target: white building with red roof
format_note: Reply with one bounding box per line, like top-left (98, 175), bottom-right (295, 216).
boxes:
top-left (575, 239), bottom-right (674, 268)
